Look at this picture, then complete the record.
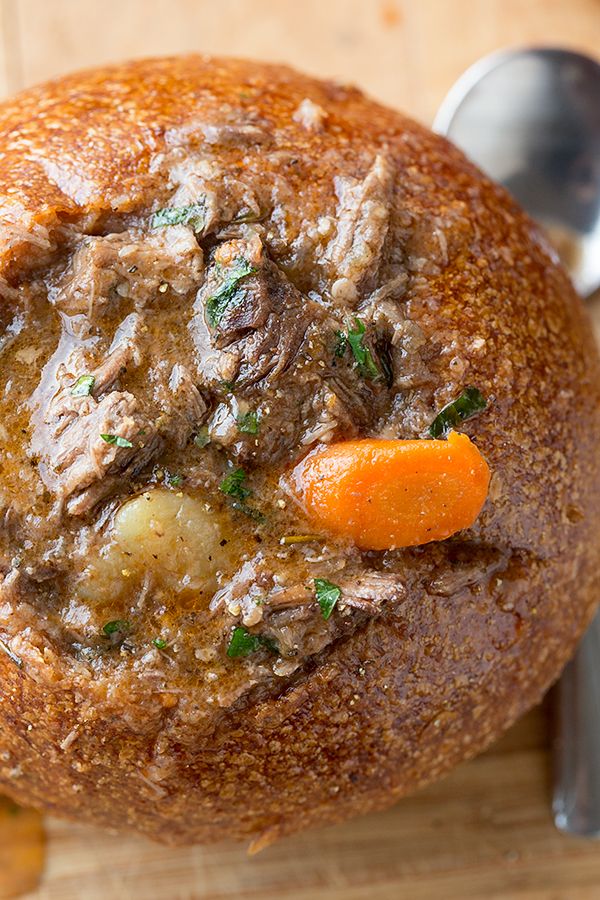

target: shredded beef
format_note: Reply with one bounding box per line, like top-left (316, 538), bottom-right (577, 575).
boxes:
top-left (190, 232), bottom-right (394, 464)
top-left (152, 362), bottom-right (208, 449)
top-left (191, 233), bottom-right (315, 387)
top-left (323, 154), bottom-right (394, 303)
top-left (29, 319), bottom-right (159, 514)
top-left (50, 225), bottom-right (203, 318)
top-left (210, 550), bottom-right (400, 671)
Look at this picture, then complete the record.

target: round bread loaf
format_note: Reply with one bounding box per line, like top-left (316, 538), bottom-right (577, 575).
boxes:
top-left (0, 56), bottom-right (599, 847)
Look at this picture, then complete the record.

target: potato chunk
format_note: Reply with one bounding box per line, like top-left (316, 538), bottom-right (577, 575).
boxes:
top-left (112, 488), bottom-right (230, 589)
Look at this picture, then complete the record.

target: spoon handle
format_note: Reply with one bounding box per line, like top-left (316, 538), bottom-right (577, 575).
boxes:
top-left (554, 610), bottom-right (600, 836)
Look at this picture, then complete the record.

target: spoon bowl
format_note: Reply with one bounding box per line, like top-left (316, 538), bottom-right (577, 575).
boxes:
top-left (434, 47), bottom-right (600, 297)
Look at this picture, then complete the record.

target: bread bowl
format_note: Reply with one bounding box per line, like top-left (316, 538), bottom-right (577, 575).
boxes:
top-left (0, 54), bottom-right (599, 848)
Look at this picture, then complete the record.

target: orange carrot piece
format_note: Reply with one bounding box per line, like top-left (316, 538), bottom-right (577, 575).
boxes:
top-left (293, 431), bottom-right (490, 551)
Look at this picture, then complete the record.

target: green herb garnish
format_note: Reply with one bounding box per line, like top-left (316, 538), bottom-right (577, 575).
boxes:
top-left (314, 578), bottom-right (341, 620)
top-left (428, 387), bottom-right (487, 439)
top-left (219, 467), bottom-right (251, 502)
top-left (226, 626), bottom-right (278, 658)
top-left (102, 620), bottom-right (131, 636)
top-left (165, 472), bottom-right (183, 487)
top-left (0, 636), bottom-right (22, 668)
top-left (219, 467), bottom-right (265, 522)
top-left (236, 410), bottom-right (260, 435)
top-left (231, 502), bottom-right (266, 523)
top-left (71, 374), bottom-right (95, 397)
top-left (100, 434), bottom-right (134, 448)
top-left (152, 637), bottom-right (167, 650)
top-left (205, 258), bottom-right (257, 327)
top-left (150, 202), bottom-right (206, 233)
top-left (347, 318), bottom-right (381, 379)
top-left (334, 330), bottom-right (348, 358)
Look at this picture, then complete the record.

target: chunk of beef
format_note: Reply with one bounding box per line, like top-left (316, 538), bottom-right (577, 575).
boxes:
top-left (30, 322), bottom-right (160, 516)
top-left (151, 362), bottom-right (208, 449)
top-left (323, 154), bottom-right (394, 303)
top-left (203, 375), bottom-right (374, 464)
top-left (50, 225), bottom-right (203, 318)
top-left (190, 234), bottom-right (394, 464)
top-left (211, 554), bottom-right (334, 672)
top-left (85, 313), bottom-right (143, 394)
top-left (42, 311), bottom-right (142, 409)
top-left (160, 156), bottom-right (264, 239)
top-left (211, 551), bottom-right (399, 674)
top-left (49, 391), bottom-right (155, 499)
top-left (298, 379), bottom-right (373, 447)
top-left (191, 233), bottom-right (318, 389)
top-left (211, 553), bottom-right (401, 623)
top-left (30, 303), bottom-right (212, 514)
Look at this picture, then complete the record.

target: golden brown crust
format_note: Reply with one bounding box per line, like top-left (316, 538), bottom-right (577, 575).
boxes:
top-left (1, 55), bottom-right (600, 845)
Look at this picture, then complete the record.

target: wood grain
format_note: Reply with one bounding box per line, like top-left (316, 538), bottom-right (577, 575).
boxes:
top-left (3, 1), bottom-right (600, 896)
top-left (6, 0), bottom-right (600, 123)
top-left (0, 1), bottom-right (13, 97)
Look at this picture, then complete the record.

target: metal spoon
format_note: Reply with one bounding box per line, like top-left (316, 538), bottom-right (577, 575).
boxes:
top-left (434, 47), bottom-right (600, 836)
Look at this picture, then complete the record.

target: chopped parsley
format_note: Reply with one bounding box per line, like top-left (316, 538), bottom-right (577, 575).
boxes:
top-left (232, 503), bottom-right (265, 523)
top-left (165, 472), bottom-right (183, 487)
top-left (219, 467), bottom-right (265, 523)
top-left (347, 318), bottom-right (381, 379)
top-left (236, 410), bottom-right (260, 435)
top-left (0, 636), bottom-right (22, 668)
top-left (429, 387), bottom-right (487, 439)
top-left (152, 637), bottom-right (167, 650)
top-left (226, 626), bottom-right (278, 658)
top-left (334, 330), bottom-right (348, 358)
top-left (100, 434), bottom-right (133, 448)
top-left (150, 202), bottom-right (206, 233)
top-left (219, 468), bottom-right (251, 502)
top-left (102, 620), bottom-right (131, 636)
top-left (205, 258), bottom-right (257, 327)
top-left (71, 374), bottom-right (95, 397)
top-left (335, 319), bottom-right (382, 379)
top-left (314, 578), bottom-right (341, 620)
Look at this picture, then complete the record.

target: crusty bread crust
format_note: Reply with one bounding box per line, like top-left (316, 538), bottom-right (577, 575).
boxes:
top-left (1, 56), bottom-right (600, 846)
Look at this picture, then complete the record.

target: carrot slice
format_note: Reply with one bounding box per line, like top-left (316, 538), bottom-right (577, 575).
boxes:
top-left (293, 431), bottom-right (490, 551)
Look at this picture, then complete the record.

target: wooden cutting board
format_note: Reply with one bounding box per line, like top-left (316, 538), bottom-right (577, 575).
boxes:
top-left (2, 1), bottom-right (600, 897)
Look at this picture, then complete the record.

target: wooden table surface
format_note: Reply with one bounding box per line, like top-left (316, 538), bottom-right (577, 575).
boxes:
top-left (2, 1), bottom-right (600, 897)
